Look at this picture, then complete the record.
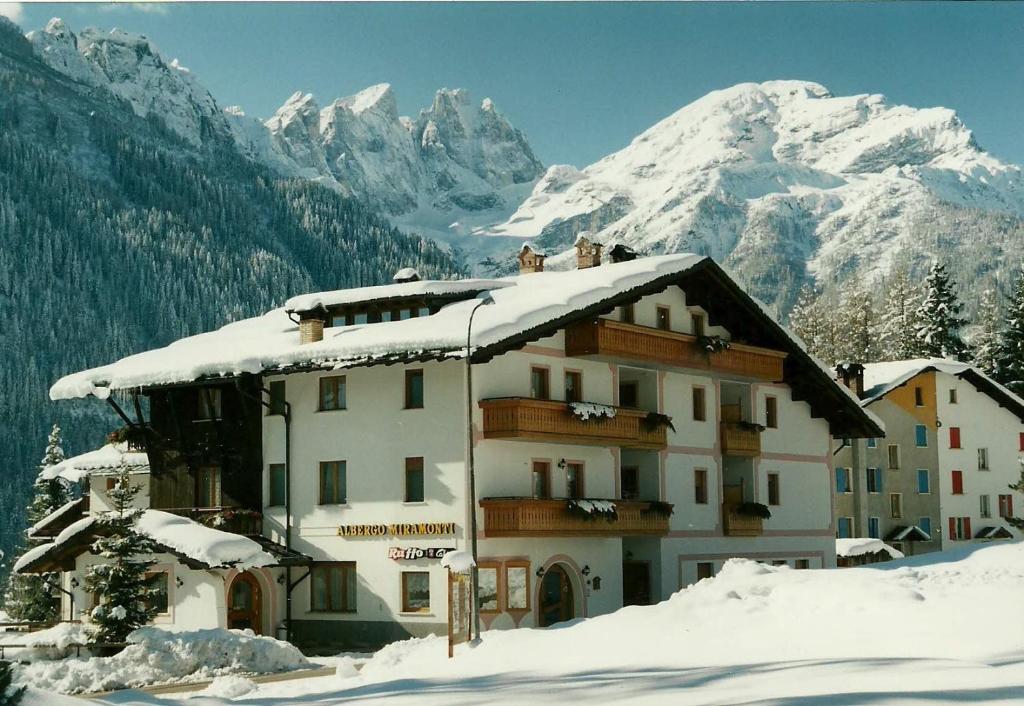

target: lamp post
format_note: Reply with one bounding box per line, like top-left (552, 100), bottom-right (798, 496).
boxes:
top-left (466, 291), bottom-right (494, 644)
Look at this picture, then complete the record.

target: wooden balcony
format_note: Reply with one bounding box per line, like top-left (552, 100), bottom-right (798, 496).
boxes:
top-left (565, 319), bottom-right (786, 381)
top-left (722, 503), bottom-right (764, 537)
top-left (720, 421), bottom-right (762, 457)
top-left (480, 498), bottom-right (672, 537)
top-left (480, 398), bottom-right (667, 449)
top-left (167, 507), bottom-right (263, 536)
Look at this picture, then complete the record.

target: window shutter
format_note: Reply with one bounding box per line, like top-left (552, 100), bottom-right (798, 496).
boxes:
top-left (950, 427), bottom-right (961, 448)
top-left (1019, 432), bottom-right (1024, 452)
top-left (964, 516), bottom-right (972, 539)
top-left (952, 470), bottom-right (963, 495)
top-left (948, 517), bottom-right (957, 540)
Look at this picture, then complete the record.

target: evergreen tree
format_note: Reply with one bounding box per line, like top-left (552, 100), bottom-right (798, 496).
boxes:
top-left (836, 280), bottom-right (879, 364)
top-left (914, 261), bottom-right (967, 359)
top-left (1007, 458), bottom-right (1024, 531)
top-left (0, 660), bottom-right (25, 706)
top-left (970, 287), bottom-right (1002, 377)
top-left (878, 266), bottom-right (923, 361)
top-left (3, 425), bottom-right (69, 622)
top-left (995, 266), bottom-right (1024, 395)
top-left (83, 467), bottom-right (157, 644)
top-left (789, 285), bottom-right (839, 365)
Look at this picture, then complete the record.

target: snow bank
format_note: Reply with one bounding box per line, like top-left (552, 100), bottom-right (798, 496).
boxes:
top-left (13, 627), bottom-right (311, 694)
top-left (836, 537), bottom-right (904, 559)
top-left (199, 675), bottom-right (258, 699)
top-left (136, 510), bottom-right (276, 569)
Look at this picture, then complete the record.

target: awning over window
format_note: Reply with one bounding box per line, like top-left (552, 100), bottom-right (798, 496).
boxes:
top-left (886, 525), bottom-right (932, 542)
top-left (975, 526), bottom-right (1014, 540)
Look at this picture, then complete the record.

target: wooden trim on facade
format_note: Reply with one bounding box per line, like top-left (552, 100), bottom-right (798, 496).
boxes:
top-left (480, 498), bottom-right (672, 537)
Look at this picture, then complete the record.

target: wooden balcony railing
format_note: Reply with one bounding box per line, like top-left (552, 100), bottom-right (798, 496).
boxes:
top-left (480, 498), bottom-right (672, 537)
top-left (565, 319), bottom-right (786, 381)
top-left (720, 421), bottom-right (762, 457)
top-left (166, 507), bottom-right (263, 536)
top-left (480, 398), bottom-right (668, 449)
top-left (722, 503), bottom-right (763, 537)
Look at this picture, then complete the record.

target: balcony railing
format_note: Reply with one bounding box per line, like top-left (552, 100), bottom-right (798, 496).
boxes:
top-left (722, 503), bottom-right (764, 536)
top-left (165, 507), bottom-right (263, 536)
top-left (565, 319), bottom-right (786, 381)
top-left (720, 422), bottom-right (762, 457)
top-left (480, 498), bottom-right (672, 537)
top-left (479, 398), bottom-right (668, 449)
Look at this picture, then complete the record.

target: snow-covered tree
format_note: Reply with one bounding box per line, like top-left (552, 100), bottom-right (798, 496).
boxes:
top-left (3, 425), bottom-right (70, 622)
top-left (914, 261), bottom-right (967, 359)
top-left (878, 266), bottom-right (923, 361)
top-left (836, 280), bottom-right (880, 363)
top-left (789, 285), bottom-right (840, 365)
top-left (970, 287), bottom-right (1002, 377)
top-left (995, 266), bottom-right (1024, 395)
top-left (83, 466), bottom-right (157, 644)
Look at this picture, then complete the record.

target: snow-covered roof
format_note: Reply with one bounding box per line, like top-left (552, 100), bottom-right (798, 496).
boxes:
top-left (975, 526), bottom-right (1015, 540)
top-left (27, 497), bottom-right (87, 539)
top-left (836, 538), bottom-right (904, 559)
top-left (284, 278), bottom-right (510, 314)
top-left (39, 443), bottom-right (149, 483)
top-left (888, 525), bottom-right (932, 542)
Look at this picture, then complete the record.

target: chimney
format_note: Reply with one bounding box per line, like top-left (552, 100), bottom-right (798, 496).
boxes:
top-left (835, 362), bottom-right (865, 399)
top-left (518, 243), bottom-right (546, 274)
top-left (609, 243), bottom-right (639, 263)
top-left (575, 234), bottom-right (603, 269)
top-left (299, 316), bottom-right (325, 344)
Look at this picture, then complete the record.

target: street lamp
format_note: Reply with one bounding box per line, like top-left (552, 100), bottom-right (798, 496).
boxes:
top-left (466, 291), bottom-right (494, 644)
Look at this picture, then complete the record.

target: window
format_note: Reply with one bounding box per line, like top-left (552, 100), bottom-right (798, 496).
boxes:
top-left (914, 386), bottom-right (924, 406)
top-left (771, 560), bottom-right (788, 567)
top-left (914, 425), bottom-right (928, 448)
top-left (949, 426), bottom-right (961, 449)
top-left (692, 387), bottom-right (706, 422)
top-left (105, 477), bottom-right (117, 492)
top-left (691, 312), bottom-right (705, 337)
top-left (795, 559), bottom-right (810, 570)
top-left (402, 572), bottom-right (430, 613)
top-left (948, 516), bottom-right (972, 541)
top-left (621, 466), bottom-right (639, 500)
top-left (353, 312), bottom-right (369, 325)
top-left (531, 461), bottom-right (550, 499)
top-left (318, 375), bottom-right (346, 411)
top-left (694, 469), bottom-right (708, 504)
top-left (564, 371), bottom-right (583, 403)
top-left (405, 457), bottom-right (425, 503)
top-left (890, 493), bottom-right (903, 519)
top-left (530, 367), bottom-right (550, 400)
top-left (619, 304), bottom-right (635, 324)
top-left (765, 396), bottom-right (778, 429)
top-left (143, 572), bottom-right (169, 615)
top-left (919, 517), bottom-right (932, 537)
top-left (696, 562), bottom-right (714, 581)
top-left (949, 388), bottom-right (958, 404)
top-left (951, 470), bottom-right (964, 495)
top-left (478, 565), bottom-right (499, 613)
top-left (505, 564), bottom-right (529, 610)
top-left (866, 437), bottom-right (877, 448)
top-left (917, 469), bottom-right (930, 494)
top-left (978, 448), bottom-right (989, 471)
top-left (866, 467), bottom-right (883, 494)
top-left (999, 494), bottom-right (1015, 519)
top-left (319, 461), bottom-right (347, 504)
top-left (835, 467), bottom-right (852, 494)
top-left (269, 464), bottom-right (286, 507)
top-left (268, 380), bottom-right (286, 416)
top-left (980, 494), bottom-right (991, 518)
top-left (837, 517), bottom-right (853, 539)
top-left (566, 463), bottom-right (584, 499)
top-left (311, 563), bottom-right (356, 612)
top-left (197, 466), bottom-right (222, 507)
top-left (330, 313), bottom-right (348, 327)
top-left (197, 388), bottom-right (222, 420)
top-left (868, 517), bottom-right (880, 539)
top-left (767, 472), bottom-right (780, 506)
top-left (887, 445), bottom-right (900, 470)
top-left (1020, 432), bottom-right (1024, 452)
top-left (656, 305), bottom-right (671, 331)
top-left (404, 370), bottom-right (424, 409)
top-left (619, 381), bottom-right (639, 409)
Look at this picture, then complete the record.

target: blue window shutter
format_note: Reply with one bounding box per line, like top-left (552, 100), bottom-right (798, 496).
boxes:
top-left (875, 468), bottom-right (883, 493)
top-left (917, 469), bottom-right (929, 494)
top-left (915, 425), bottom-right (928, 447)
top-left (919, 517), bottom-right (931, 535)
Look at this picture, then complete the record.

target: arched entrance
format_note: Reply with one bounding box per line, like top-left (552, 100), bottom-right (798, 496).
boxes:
top-left (538, 565), bottom-right (575, 627)
top-left (227, 572), bottom-right (262, 634)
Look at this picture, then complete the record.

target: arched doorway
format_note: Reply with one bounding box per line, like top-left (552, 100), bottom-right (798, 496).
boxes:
top-left (227, 572), bottom-right (262, 634)
top-left (538, 565), bottom-right (575, 627)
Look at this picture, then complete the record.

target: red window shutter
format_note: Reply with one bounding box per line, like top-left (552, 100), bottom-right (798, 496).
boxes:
top-left (1020, 432), bottom-right (1024, 452)
top-left (964, 517), bottom-right (972, 539)
top-left (948, 517), bottom-right (957, 540)
top-left (950, 427), bottom-right (961, 449)
top-left (951, 470), bottom-right (963, 495)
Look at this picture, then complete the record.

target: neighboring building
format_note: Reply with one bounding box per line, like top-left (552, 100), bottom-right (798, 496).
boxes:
top-left (835, 538), bottom-right (903, 567)
top-left (32, 242), bottom-right (879, 651)
top-left (834, 360), bottom-right (1024, 555)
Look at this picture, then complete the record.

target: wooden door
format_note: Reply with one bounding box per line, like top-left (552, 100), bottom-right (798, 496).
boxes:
top-left (622, 561), bottom-right (651, 606)
top-left (227, 572), bottom-right (262, 634)
top-left (538, 565), bottom-right (574, 627)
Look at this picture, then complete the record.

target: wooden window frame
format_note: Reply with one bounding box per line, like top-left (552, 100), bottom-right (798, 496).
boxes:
top-left (564, 370), bottom-right (583, 404)
top-left (692, 386), bottom-right (706, 422)
top-left (765, 396), bottom-right (778, 429)
top-left (196, 387), bottom-right (222, 421)
top-left (477, 562), bottom-right (501, 614)
top-left (887, 444), bottom-right (900, 470)
top-left (404, 457), bottom-right (425, 503)
top-left (998, 494), bottom-right (1014, 519)
top-left (504, 561), bottom-right (531, 612)
top-left (978, 447), bottom-right (989, 471)
top-left (914, 386), bottom-right (924, 407)
top-left (866, 467), bottom-right (882, 494)
top-left (319, 460), bottom-right (347, 505)
top-left (565, 461), bottom-right (585, 500)
top-left (767, 472), bottom-right (780, 506)
top-left (949, 388), bottom-right (958, 404)
top-left (404, 369), bottom-right (425, 409)
top-left (690, 312), bottom-right (705, 337)
top-left (620, 303), bottom-right (635, 324)
top-left (890, 492), bottom-right (903, 519)
top-left (694, 468), bottom-right (708, 505)
top-left (979, 494), bottom-right (991, 519)
top-left (144, 571), bottom-right (171, 616)
top-left (318, 375), bottom-right (347, 412)
top-left (196, 465), bottom-right (222, 508)
top-left (310, 562), bottom-right (357, 613)
top-left (531, 460), bottom-right (551, 499)
top-left (530, 366), bottom-right (551, 401)
top-left (656, 305), bottom-right (671, 331)
top-left (401, 571), bottom-right (431, 613)
top-left (268, 463), bottom-right (287, 507)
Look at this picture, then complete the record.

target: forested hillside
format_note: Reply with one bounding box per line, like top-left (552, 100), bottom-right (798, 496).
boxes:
top-left (0, 17), bottom-right (462, 578)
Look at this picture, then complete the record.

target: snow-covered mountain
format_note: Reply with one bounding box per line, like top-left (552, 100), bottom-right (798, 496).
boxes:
top-left (486, 80), bottom-right (1024, 310)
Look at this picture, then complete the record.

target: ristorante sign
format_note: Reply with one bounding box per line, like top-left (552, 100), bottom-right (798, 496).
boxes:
top-left (336, 522), bottom-right (457, 537)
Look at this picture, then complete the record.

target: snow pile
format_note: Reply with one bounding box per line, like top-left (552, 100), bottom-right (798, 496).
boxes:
top-left (568, 402), bottom-right (617, 421)
top-left (13, 627), bottom-right (311, 694)
top-left (439, 550), bottom-right (475, 573)
top-left (199, 675), bottom-right (258, 699)
top-left (136, 510), bottom-right (277, 569)
top-left (567, 499), bottom-right (617, 516)
top-left (836, 537), bottom-right (904, 559)
top-left (0, 622), bottom-right (91, 661)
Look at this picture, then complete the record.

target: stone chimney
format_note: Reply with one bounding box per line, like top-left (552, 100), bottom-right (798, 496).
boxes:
top-left (575, 234), bottom-right (603, 269)
top-left (835, 362), bottom-right (865, 399)
top-left (518, 243), bottom-right (546, 274)
top-left (299, 316), bottom-right (325, 344)
top-left (609, 243), bottom-right (639, 263)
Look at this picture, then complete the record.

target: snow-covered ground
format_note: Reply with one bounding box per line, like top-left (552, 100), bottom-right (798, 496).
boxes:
top-left (52, 540), bottom-right (1023, 705)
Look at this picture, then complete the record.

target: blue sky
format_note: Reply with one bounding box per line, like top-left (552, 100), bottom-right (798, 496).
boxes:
top-left (12, 2), bottom-right (1024, 168)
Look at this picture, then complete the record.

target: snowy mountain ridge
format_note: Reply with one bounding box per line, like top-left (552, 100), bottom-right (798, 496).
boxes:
top-left (486, 80), bottom-right (1024, 310)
